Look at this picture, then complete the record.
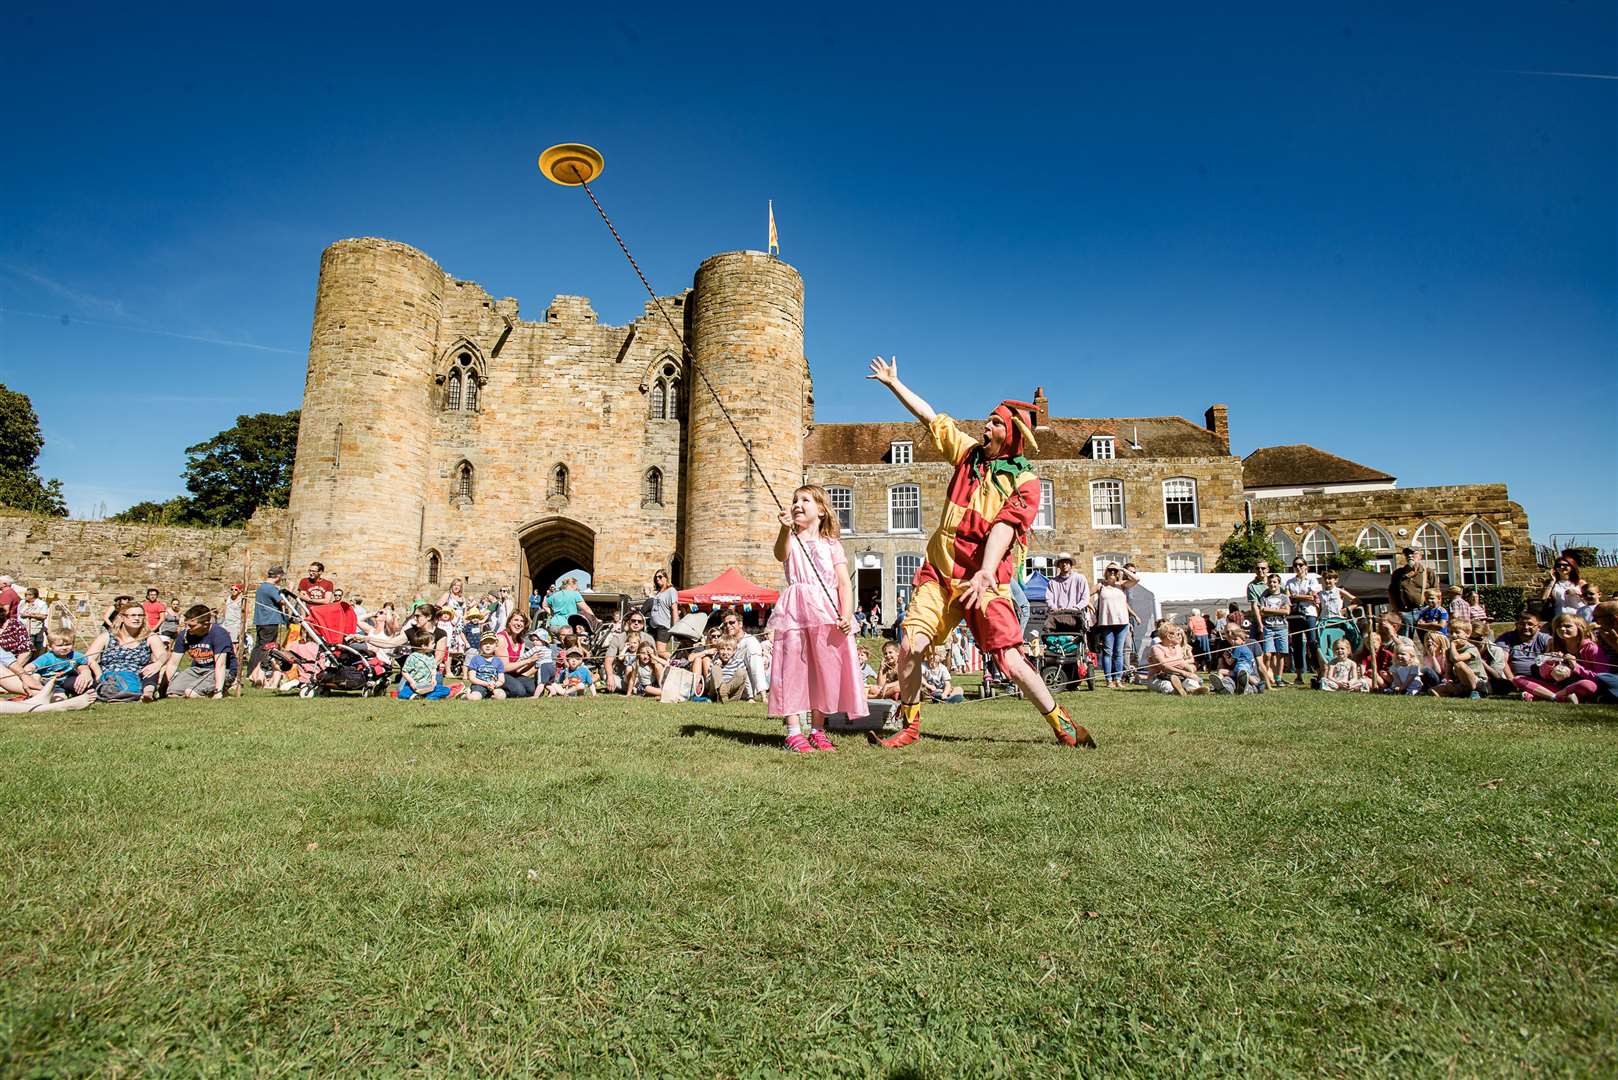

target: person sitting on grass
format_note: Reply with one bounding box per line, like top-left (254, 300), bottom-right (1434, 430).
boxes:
top-left (1147, 623), bottom-right (1206, 696)
top-left (1319, 637), bottom-right (1372, 692)
top-left (398, 626), bottom-right (455, 700)
top-left (1388, 641), bottom-right (1425, 695)
top-left (543, 648), bottom-right (596, 697)
top-left (1414, 589), bottom-right (1450, 638)
top-left (8, 628), bottom-right (93, 697)
top-left (1359, 629), bottom-right (1389, 691)
top-left (702, 637), bottom-right (749, 703)
top-left (1432, 619), bottom-right (1487, 698)
top-left (628, 641), bottom-right (666, 697)
top-left (87, 601), bottom-right (170, 702)
top-left (921, 646), bottom-right (964, 703)
top-left (869, 640), bottom-right (901, 700)
top-left (463, 634), bottom-right (506, 700)
top-left (1495, 610), bottom-right (1551, 688)
top-left (1419, 631), bottom-right (1450, 691)
top-left (1587, 601), bottom-right (1618, 704)
top-left (165, 604), bottom-right (239, 699)
top-left (1216, 625), bottom-right (1263, 694)
top-left (1517, 613), bottom-right (1598, 703)
top-left (1257, 574), bottom-right (1291, 689)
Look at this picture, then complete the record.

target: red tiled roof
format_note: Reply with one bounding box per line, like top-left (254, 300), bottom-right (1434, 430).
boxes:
top-left (1242, 444), bottom-right (1395, 488)
top-left (804, 416), bottom-right (1229, 464)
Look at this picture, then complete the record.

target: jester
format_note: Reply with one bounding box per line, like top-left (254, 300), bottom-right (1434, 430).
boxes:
top-left (865, 357), bottom-right (1096, 749)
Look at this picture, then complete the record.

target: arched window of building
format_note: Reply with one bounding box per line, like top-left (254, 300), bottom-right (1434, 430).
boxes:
top-left (550, 463), bottom-right (569, 499)
top-left (826, 486), bottom-right (853, 532)
top-left (1301, 527), bottom-right (1337, 573)
top-left (464, 376), bottom-right (479, 412)
top-left (445, 370), bottom-right (462, 411)
top-left (648, 380), bottom-right (666, 420)
top-left (1163, 477), bottom-right (1198, 527)
top-left (1457, 520), bottom-right (1501, 586)
top-left (1271, 528), bottom-right (1298, 567)
top-left (454, 461), bottom-right (474, 501)
top-left (1090, 479), bottom-right (1124, 529)
top-left (895, 553), bottom-right (924, 607)
top-left (1414, 521), bottom-right (1452, 583)
top-left (1356, 524), bottom-right (1396, 572)
top-left (643, 467), bottom-right (663, 507)
top-left (425, 550), bottom-right (441, 586)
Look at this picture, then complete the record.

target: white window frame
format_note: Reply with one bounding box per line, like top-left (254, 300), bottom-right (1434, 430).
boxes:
top-left (1093, 552), bottom-right (1128, 580)
top-left (888, 484), bottom-right (921, 533)
top-left (1090, 479), bottom-right (1125, 529)
top-left (1272, 528), bottom-right (1298, 566)
top-left (1163, 477), bottom-right (1198, 528)
top-left (890, 440), bottom-right (913, 465)
top-left (1414, 521), bottom-right (1453, 584)
top-left (1033, 478), bottom-right (1054, 530)
top-left (1167, 552), bottom-right (1203, 574)
top-left (1301, 527), bottom-right (1337, 573)
top-left (895, 553), bottom-right (924, 606)
top-left (826, 486), bottom-right (853, 533)
top-left (1456, 520), bottom-right (1499, 586)
top-left (1092, 436), bottom-right (1115, 460)
top-left (1355, 525), bottom-right (1395, 572)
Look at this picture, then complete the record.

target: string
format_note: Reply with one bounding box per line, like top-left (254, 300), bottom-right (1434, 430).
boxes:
top-left (567, 165), bottom-right (841, 616)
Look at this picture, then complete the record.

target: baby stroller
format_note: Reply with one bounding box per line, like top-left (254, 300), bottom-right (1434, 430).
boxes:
top-left (274, 588), bottom-right (397, 698)
top-left (1037, 632), bottom-right (1098, 692)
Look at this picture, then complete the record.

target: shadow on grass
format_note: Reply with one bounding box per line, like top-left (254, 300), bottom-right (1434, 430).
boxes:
top-left (676, 723), bottom-right (780, 747)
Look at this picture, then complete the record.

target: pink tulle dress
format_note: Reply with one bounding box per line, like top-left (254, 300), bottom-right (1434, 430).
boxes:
top-left (767, 533), bottom-right (869, 719)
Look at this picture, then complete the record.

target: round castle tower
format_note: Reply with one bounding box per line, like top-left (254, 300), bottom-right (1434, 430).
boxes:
top-left (286, 238), bottom-right (443, 598)
top-left (684, 251), bottom-right (807, 588)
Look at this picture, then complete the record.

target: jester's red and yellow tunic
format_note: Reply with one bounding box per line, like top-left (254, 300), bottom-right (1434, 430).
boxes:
top-left (901, 413), bottom-right (1040, 653)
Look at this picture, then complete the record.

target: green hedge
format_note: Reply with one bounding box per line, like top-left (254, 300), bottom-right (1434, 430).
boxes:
top-left (1477, 585), bottom-right (1528, 620)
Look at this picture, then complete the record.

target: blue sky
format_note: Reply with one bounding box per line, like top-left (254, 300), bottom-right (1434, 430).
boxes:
top-left (2, 3), bottom-right (1613, 539)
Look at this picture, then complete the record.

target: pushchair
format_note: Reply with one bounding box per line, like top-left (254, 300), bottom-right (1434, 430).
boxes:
top-left (273, 588), bottom-right (398, 698)
top-left (1037, 632), bottom-right (1098, 692)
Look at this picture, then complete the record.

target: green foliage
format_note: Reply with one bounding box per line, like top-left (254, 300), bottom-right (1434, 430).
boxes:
top-left (0, 693), bottom-right (1614, 1075)
top-left (110, 496), bottom-right (201, 526)
top-left (1325, 544), bottom-right (1373, 572)
top-left (1214, 517), bottom-right (1282, 574)
top-left (180, 410), bottom-right (300, 527)
top-left (0, 383), bottom-right (68, 516)
top-left (1477, 584), bottom-right (1528, 620)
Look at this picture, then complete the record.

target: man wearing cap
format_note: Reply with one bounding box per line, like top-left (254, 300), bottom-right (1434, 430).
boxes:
top-left (1045, 552), bottom-right (1090, 634)
top-left (865, 357), bottom-right (1094, 749)
top-left (1390, 546), bottom-right (1437, 640)
top-left (249, 566), bottom-right (289, 677)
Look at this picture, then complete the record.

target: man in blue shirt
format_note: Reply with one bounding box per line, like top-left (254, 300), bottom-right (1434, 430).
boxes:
top-left (249, 566), bottom-right (288, 679)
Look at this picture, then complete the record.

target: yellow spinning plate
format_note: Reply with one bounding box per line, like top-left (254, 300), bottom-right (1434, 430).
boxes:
top-left (538, 143), bottom-right (605, 186)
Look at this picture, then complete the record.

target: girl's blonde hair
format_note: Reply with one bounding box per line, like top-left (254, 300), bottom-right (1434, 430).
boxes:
top-left (1549, 612), bottom-right (1589, 649)
top-left (793, 484), bottom-right (841, 540)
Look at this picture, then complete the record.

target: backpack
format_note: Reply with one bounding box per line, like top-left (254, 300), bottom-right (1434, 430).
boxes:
top-left (96, 670), bottom-right (144, 702)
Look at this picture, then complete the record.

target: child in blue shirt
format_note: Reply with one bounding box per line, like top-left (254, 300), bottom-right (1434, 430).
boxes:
top-left (464, 634), bottom-right (506, 700)
top-left (1218, 626), bottom-right (1265, 694)
top-left (15, 629), bottom-right (92, 697)
top-left (398, 627), bottom-right (456, 699)
top-left (1414, 589), bottom-right (1450, 637)
top-left (543, 649), bottom-right (595, 697)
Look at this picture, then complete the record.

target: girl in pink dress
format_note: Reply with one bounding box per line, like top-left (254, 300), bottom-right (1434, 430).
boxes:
top-left (768, 485), bottom-right (868, 752)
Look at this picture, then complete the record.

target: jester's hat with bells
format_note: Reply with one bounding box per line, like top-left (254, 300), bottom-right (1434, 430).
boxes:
top-left (967, 399), bottom-right (1041, 490)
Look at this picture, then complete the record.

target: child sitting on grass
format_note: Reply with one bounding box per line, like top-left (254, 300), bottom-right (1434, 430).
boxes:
top-left (464, 633), bottom-right (506, 700)
top-left (628, 641), bottom-right (665, 697)
top-left (10, 628), bottom-right (93, 697)
top-left (1517, 613), bottom-right (1598, 703)
top-left (702, 637), bottom-right (750, 702)
top-left (543, 648), bottom-right (596, 697)
top-left (869, 641), bottom-right (901, 700)
top-left (1433, 620), bottom-right (1487, 698)
top-left (1216, 626), bottom-right (1263, 694)
top-left (399, 626), bottom-right (455, 699)
top-left (1319, 637), bottom-right (1372, 692)
top-left (921, 646), bottom-right (964, 703)
top-left (1389, 641), bottom-right (1424, 695)
top-left (1147, 623), bottom-right (1205, 696)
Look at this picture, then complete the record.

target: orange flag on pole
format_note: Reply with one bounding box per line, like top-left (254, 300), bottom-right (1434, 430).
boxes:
top-left (768, 200), bottom-right (779, 256)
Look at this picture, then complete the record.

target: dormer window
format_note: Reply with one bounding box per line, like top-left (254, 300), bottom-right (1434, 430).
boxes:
top-left (890, 440), bottom-right (913, 465)
top-left (1091, 436), bottom-right (1115, 460)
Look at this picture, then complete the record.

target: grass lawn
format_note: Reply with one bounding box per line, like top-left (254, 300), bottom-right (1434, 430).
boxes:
top-left (2, 689), bottom-right (1615, 1077)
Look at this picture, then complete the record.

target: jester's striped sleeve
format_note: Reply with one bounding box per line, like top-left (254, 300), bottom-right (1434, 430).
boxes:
top-left (927, 413), bottom-right (976, 466)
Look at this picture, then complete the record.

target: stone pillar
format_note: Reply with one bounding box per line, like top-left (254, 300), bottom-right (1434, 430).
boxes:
top-left (685, 251), bottom-right (806, 588)
top-left (287, 238), bottom-right (444, 600)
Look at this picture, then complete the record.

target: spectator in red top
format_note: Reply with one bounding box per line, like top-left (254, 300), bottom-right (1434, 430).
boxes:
top-left (304, 584), bottom-right (357, 645)
top-left (0, 576), bottom-right (19, 621)
top-left (140, 587), bottom-right (167, 631)
top-left (297, 561), bottom-right (335, 603)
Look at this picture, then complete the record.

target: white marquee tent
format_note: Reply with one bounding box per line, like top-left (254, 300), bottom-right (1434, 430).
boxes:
top-left (1125, 572), bottom-right (1256, 662)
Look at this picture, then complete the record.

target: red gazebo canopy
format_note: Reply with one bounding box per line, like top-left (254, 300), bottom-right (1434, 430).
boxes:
top-left (677, 567), bottom-right (780, 608)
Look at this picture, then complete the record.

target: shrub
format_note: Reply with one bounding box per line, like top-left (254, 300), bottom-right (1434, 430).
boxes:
top-left (1476, 585), bottom-right (1528, 620)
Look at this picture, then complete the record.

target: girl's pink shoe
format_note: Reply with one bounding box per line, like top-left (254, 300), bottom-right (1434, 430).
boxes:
top-left (807, 730), bottom-right (836, 752)
top-left (783, 733), bottom-right (814, 753)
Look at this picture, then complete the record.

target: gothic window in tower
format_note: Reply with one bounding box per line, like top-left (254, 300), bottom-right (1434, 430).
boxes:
top-left (445, 370), bottom-right (462, 411)
top-left (649, 380), bottom-right (666, 420)
top-left (643, 467), bottom-right (663, 507)
top-left (464, 375), bottom-right (479, 412)
top-left (454, 461), bottom-right (475, 501)
top-left (550, 463), bottom-right (569, 499)
top-left (426, 550), bottom-right (441, 586)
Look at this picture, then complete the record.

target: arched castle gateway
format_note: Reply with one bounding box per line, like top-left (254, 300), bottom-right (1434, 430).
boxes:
top-left (280, 236), bottom-right (1534, 611)
top-left (286, 238), bottom-right (811, 601)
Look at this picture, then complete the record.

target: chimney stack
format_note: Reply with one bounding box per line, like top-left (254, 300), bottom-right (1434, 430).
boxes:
top-left (1033, 386), bottom-right (1049, 428)
top-left (1204, 403), bottom-right (1230, 454)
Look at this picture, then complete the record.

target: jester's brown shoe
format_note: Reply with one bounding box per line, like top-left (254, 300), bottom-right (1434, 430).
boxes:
top-left (1047, 705), bottom-right (1097, 749)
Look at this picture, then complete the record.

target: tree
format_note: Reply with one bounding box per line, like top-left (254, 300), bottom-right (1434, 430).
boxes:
top-left (181, 410), bottom-right (300, 527)
top-left (1214, 517), bottom-right (1283, 574)
top-left (111, 497), bottom-right (199, 526)
top-left (1325, 545), bottom-right (1372, 573)
top-left (0, 383), bottom-right (68, 516)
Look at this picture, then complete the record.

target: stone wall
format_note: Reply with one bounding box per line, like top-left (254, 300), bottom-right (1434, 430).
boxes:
top-left (1254, 484), bottom-right (1535, 585)
top-left (0, 509), bottom-right (290, 636)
